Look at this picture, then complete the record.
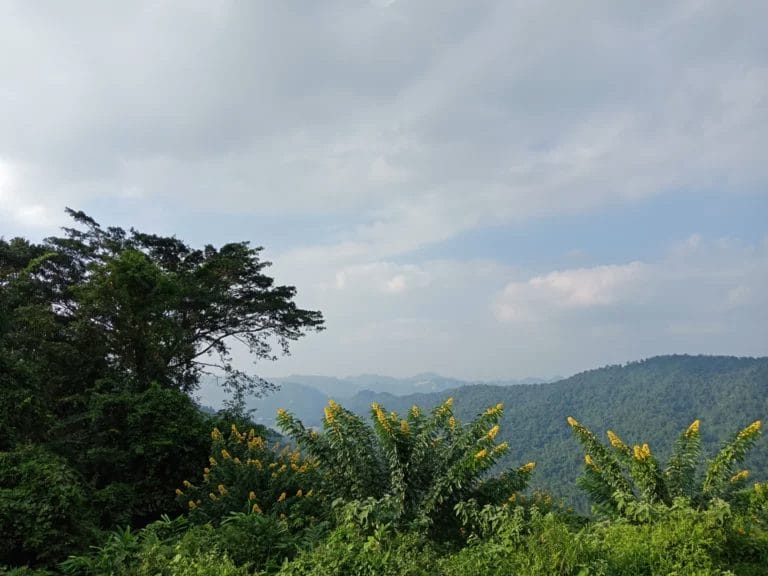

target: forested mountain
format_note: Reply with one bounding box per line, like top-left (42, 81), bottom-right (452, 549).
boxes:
top-left (254, 355), bottom-right (768, 509)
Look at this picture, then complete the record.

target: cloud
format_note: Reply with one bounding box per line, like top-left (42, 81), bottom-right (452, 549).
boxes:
top-left (495, 262), bottom-right (647, 322)
top-left (1, 1), bottom-right (766, 253)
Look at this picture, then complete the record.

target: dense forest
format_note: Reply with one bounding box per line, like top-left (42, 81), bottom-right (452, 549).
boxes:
top-left (2, 214), bottom-right (767, 575)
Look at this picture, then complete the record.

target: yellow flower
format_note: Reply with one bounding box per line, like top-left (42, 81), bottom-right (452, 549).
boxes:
top-left (493, 442), bottom-right (509, 454)
top-left (508, 494), bottom-right (516, 503)
top-left (445, 397), bottom-right (454, 408)
top-left (183, 480), bottom-right (193, 488)
top-left (324, 406), bottom-right (335, 424)
top-left (231, 423), bottom-right (239, 435)
top-left (738, 420), bottom-right (762, 440)
top-left (175, 488), bottom-right (183, 496)
top-left (278, 492), bottom-right (287, 502)
top-left (296, 489), bottom-right (303, 497)
top-left (633, 443), bottom-right (652, 461)
top-left (567, 416), bottom-right (578, 427)
top-left (607, 431), bottom-right (626, 450)
top-left (211, 428), bottom-right (222, 441)
top-left (203, 467), bottom-right (210, 474)
top-left (487, 425), bottom-right (500, 440)
top-left (188, 500), bottom-right (197, 510)
top-left (475, 449), bottom-right (488, 460)
top-left (209, 457), bottom-right (217, 466)
top-left (249, 491), bottom-right (256, 501)
top-left (686, 419), bottom-right (701, 437)
top-left (277, 408), bottom-right (287, 418)
top-left (484, 403), bottom-right (503, 417)
top-left (448, 416), bottom-right (457, 431)
top-left (217, 484), bottom-right (227, 496)
top-left (221, 449), bottom-right (231, 460)
top-left (233, 457), bottom-right (241, 465)
top-left (521, 462), bottom-right (536, 472)
top-left (730, 470), bottom-right (750, 483)
top-left (410, 405), bottom-right (421, 418)
top-left (400, 419), bottom-right (410, 434)
top-left (585, 454), bottom-right (595, 467)
top-left (209, 493), bottom-right (218, 501)
top-left (252, 503), bottom-right (262, 514)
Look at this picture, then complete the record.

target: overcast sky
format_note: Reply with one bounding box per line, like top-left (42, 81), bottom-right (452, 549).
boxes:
top-left (1, 1), bottom-right (767, 381)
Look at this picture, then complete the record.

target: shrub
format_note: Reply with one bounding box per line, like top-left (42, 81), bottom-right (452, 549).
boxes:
top-left (567, 416), bottom-right (763, 518)
top-left (277, 398), bottom-right (534, 539)
top-left (0, 445), bottom-right (96, 566)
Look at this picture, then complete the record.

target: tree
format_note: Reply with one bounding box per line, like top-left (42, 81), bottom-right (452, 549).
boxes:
top-left (14, 208), bottom-right (324, 399)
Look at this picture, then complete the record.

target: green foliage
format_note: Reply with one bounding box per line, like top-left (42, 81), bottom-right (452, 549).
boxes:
top-left (60, 517), bottom-right (249, 576)
top-left (56, 383), bottom-right (213, 528)
top-left (0, 445), bottom-right (96, 566)
top-left (568, 415), bottom-right (763, 518)
top-left (277, 398), bottom-right (534, 538)
top-left (274, 524), bottom-right (440, 576)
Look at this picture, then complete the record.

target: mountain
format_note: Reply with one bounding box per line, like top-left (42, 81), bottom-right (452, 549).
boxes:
top-left (252, 355), bottom-right (768, 511)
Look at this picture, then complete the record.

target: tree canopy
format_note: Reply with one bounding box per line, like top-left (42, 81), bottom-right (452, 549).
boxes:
top-left (2, 208), bottom-right (323, 400)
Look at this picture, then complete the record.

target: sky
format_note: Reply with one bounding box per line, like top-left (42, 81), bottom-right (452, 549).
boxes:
top-left (1, 0), bottom-right (767, 381)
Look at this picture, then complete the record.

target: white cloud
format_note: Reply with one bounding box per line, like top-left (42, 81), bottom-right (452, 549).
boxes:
top-left (495, 262), bottom-right (647, 322)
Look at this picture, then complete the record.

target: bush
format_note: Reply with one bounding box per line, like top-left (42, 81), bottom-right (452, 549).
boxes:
top-left (0, 445), bottom-right (96, 566)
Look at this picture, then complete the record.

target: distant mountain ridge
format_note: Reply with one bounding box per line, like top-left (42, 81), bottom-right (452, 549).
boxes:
top-left (248, 354), bottom-right (768, 511)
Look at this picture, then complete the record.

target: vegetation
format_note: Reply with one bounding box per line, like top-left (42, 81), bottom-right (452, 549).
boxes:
top-left (2, 212), bottom-right (768, 574)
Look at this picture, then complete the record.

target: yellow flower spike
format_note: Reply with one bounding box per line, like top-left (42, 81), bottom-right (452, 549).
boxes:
top-left (493, 441), bottom-right (509, 453)
top-left (306, 489), bottom-right (313, 497)
top-left (410, 405), bottom-right (420, 418)
top-left (484, 403), bottom-right (504, 417)
top-left (279, 464), bottom-right (287, 473)
top-left (211, 428), bottom-right (222, 441)
top-left (231, 423), bottom-right (239, 434)
top-left (183, 480), bottom-right (193, 488)
top-left (567, 416), bottom-right (578, 427)
top-left (633, 445), bottom-right (643, 460)
top-left (730, 470), bottom-right (750, 483)
top-left (296, 489), bottom-right (303, 497)
top-left (445, 397), bottom-right (454, 408)
top-left (585, 454), bottom-right (595, 467)
top-left (448, 416), bottom-right (457, 431)
top-left (607, 431), bottom-right (627, 450)
top-left (642, 443), bottom-right (651, 459)
top-left (209, 457), bottom-right (217, 466)
top-left (324, 406), bottom-right (334, 424)
top-left (508, 494), bottom-right (516, 503)
top-left (521, 462), bottom-right (536, 472)
top-left (686, 419), bottom-right (701, 437)
top-left (203, 467), bottom-right (210, 474)
top-left (233, 457), bottom-right (241, 465)
top-left (188, 500), bottom-right (197, 510)
top-left (328, 399), bottom-right (339, 411)
top-left (209, 493), bottom-right (217, 501)
top-left (217, 484), bottom-right (227, 496)
top-left (276, 408), bottom-right (287, 418)
top-left (738, 420), bottom-right (763, 440)
top-left (487, 425), bottom-right (500, 440)
top-left (474, 449), bottom-right (488, 460)
top-left (221, 449), bottom-right (231, 459)
top-left (248, 491), bottom-right (256, 501)
top-left (400, 419), bottom-right (410, 434)
top-left (175, 488), bottom-right (183, 496)
top-left (252, 503), bottom-right (262, 514)
top-left (278, 492), bottom-right (287, 502)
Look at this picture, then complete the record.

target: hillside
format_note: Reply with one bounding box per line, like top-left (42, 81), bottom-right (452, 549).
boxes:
top-left (256, 355), bottom-right (768, 510)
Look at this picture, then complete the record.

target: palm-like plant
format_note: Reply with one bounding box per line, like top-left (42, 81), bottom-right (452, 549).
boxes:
top-left (567, 416), bottom-right (762, 519)
top-left (277, 399), bottom-right (534, 536)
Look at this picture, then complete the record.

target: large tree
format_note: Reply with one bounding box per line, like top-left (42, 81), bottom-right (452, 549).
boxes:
top-left (2, 208), bottom-right (324, 403)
